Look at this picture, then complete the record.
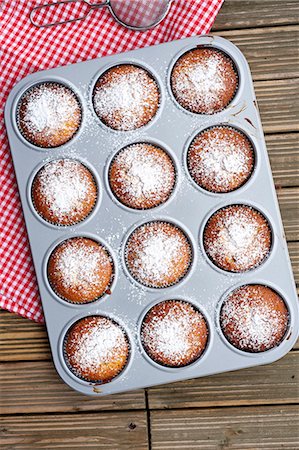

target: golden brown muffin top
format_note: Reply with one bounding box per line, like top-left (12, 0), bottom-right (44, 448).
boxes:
top-left (17, 82), bottom-right (81, 147)
top-left (93, 64), bottom-right (160, 131)
top-left (203, 205), bottom-right (272, 272)
top-left (65, 316), bottom-right (129, 383)
top-left (141, 300), bottom-right (209, 367)
top-left (109, 143), bottom-right (175, 209)
top-left (220, 285), bottom-right (289, 352)
top-left (125, 221), bottom-right (192, 288)
top-left (32, 159), bottom-right (97, 226)
top-left (171, 47), bottom-right (238, 114)
top-left (48, 237), bottom-right (114, 303)
top-left (187, 126), bottom-right (254, 193)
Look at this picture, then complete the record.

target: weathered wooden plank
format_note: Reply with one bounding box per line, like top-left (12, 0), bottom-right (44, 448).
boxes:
top-left (267, 134), bottom-right (299, 188)
top-left (0, 361), bottom-right (145, 414)
top-left (213, 0), bottom-right (299, 30)
top-left (0, 412), bottom-right (148, 449)
top-left (278, 188), bottom-right (299, 241)
top-left (151, 405), bottom-right (299, 449)
top-left (217, 26), bottom-right (299, 80)
top-left (255, 79), bottom-right (299, 133)
top-left (147, 352), bottom-right (298, 410)
top-left (1, 352), bottom-right (297, 415)
top-left (0, 310), bottom-right (49, 361)
top-left (288, 242), bottom-right (299, 285)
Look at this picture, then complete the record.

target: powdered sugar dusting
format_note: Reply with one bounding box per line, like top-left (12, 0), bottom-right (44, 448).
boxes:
top-left (93, 65), bottom-right (159, 131)
top-left (221, 285), bottom-right (289, 352)
top-left (188, 127), bottom-right (254, 193)
top-left (141, 301), bottom-right (208, 366)
top-left (18, 82), bottom-right (81, 146)
top-left (204, 206), bottom-right (271, 272)
top-left (56, 243), bottom-right (105, 290)
top-left (48, 237), bottom-right (113, 302)
top-left (171, 48), bottom-right (238, 114)
top-left (33, 159), bottom-right (97, 225)
top-left (109, 143), bottom-right (175, 209)
top-left (65, 316), bottom-right (129, 381)
top-left (125, 222), bottom-right (192, 288)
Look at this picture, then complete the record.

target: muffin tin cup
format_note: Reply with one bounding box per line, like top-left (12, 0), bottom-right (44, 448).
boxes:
top-left (183, 124), bottom-right (257, 197)
top-left (43, 233), bottom-right (118, 307)
top-left (5, 35), bottom-right (299, 396)
top-left (90, 60), bottom-right (164, 134)
top-left (122, 218), bottom-right (197, 291)
top-left (104, 138), bottom-right (180, 214)
top-left (13, 77), bottom-right (85, 151)
top-left (27, 157), bottom-right (102, 229)
top-left (199, 200), bottom-right (276, 276)
top-left (137, 297), bottom-right (213, 372)
top-left (215, 281), bottom-right (293, 358)
top-left (59, 313), bottom-right (133, 387)
top-left (167, 37), bottom-right (242, 117)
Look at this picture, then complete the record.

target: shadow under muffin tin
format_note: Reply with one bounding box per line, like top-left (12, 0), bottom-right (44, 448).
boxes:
top-left (5, 35), bottom-right (298, 396)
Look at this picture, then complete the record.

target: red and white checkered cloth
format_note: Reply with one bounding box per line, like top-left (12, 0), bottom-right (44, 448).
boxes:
top-left (0, 0), bottom-right (223, 323)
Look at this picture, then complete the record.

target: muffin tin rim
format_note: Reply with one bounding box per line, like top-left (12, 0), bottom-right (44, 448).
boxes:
top-left (121, 217), bottom-right (197, 291)
top-left (27, 156), bottom-right (102, 229)
top-left (12, 76), bottom-right (85, 152)
top-left (199, 200), bottom-right (276, 276)
top-left (182, 123), bottom-right (258, 197)
top-left (89, 59), bottom-right (165, 135)
top-left (58, 312), bottom-right (134, 386)
top-left (167, 37), bottom-right (244, 117)
top-left (43, 233), bottom-right (118, 307)
top-left (104, 137), bottom-right (180, 213)
top-left (136, 296), bottom-right (213, 372)
top-left (5, 34), bottom-right (298, 396)
top-left (215, 280), bottom-right (293, 357)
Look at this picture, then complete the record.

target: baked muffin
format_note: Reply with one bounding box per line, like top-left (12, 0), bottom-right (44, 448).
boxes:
top-left (64, 316), bottom-right (130, 383)
top-left (47, 237), bottom-right (114, 303)
top-left (220, 285), bottom-right (289, 352)
top-left (125, 221), bottom-right (192, 288)
top-left (203, 205), bottom-right (272, 272)
top-left (141, 300), bottom-right (209, 367)
top-left (32, 159), bottom-right (97, 226)
top-left (109, 143), bottom-right (176, 209)
top-left (17, 82), bottom-right (81, 148)
top-left (171, 47), bottom-right (238, 114)
top-left (187, 126), bottom-right (254, 193)
top-left (92, 64), bottom-right (160, 131)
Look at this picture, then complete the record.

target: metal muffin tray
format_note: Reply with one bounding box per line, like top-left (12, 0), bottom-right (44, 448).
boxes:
top-left (5, 35), bottom-right (299, 396)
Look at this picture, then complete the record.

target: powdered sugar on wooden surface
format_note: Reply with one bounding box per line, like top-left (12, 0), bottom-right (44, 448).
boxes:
top-left (109, 143), bottom-right (175, 209)
top-left (204, 205), bottom-right (271, 272)
top-left (221, 285), bottom-right (289, 352)
top-left (141, 300), bottom-right (208, 366)
top-left (93, 65), bottom-right (159, 131)
top-left (188, 127), bottom-right (254, 193)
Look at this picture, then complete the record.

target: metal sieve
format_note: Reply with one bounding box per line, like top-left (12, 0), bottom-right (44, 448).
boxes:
top-left (30, 0), bottom-right (172, 31)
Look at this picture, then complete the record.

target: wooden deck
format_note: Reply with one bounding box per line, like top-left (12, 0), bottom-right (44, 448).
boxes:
top-left (1, 1), bottom-right (298, 448)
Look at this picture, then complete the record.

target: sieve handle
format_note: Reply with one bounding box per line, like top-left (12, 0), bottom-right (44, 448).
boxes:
top-left (30, 0), bottom-right (109, 28)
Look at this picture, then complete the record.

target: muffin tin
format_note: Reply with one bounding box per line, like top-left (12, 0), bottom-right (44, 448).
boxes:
top-left (5, 35), bottom-right (299, 396)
